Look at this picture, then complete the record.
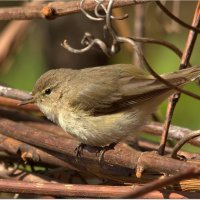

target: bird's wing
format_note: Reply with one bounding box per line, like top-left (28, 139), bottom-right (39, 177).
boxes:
top-left (69, 64), bottom-right (174, 114)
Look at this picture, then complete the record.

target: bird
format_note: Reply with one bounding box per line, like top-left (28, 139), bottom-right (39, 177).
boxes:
top-left (20, 64), bottom-right (200, 157)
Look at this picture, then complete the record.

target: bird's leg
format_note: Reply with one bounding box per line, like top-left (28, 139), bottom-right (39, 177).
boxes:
top-left (74, 143), bottom-right (86, 158)
top-left (98, 142), bottom-right (117, 165)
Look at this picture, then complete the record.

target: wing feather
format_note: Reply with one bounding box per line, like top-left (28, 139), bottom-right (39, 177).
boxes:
top-left (69, 64), bottom-right (172, 114)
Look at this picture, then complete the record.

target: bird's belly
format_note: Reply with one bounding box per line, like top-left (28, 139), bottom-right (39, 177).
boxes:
top-left (58, 108), bottom-right (148, 146)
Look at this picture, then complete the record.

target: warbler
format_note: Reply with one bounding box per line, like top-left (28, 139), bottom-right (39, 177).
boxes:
top-left (21, 64), bottom-right (200, 151)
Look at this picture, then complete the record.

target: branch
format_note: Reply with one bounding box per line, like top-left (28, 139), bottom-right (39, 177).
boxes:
top-left (0, 85), bottom-right (38, 112)
top-left (159, 0), bottom-right (200, 155)
top-left (171, 130), bottom-right (200, 159)
top-left (0, 178), bottom-right (197, 198)
top-left (0, 85), bottom-right (31, 101)
top-left (1, 116), bottom-right (200, 191)
top-left (156, 1), bottom-right (200, 33)
top-left (1, 118), bottom-right (200, 181)
top-left (0, 97), bottom-right (39, 112)
top-left (0, 0), bottom-right (151, 20)
top-left (143, 122), bottom-right (200, 147)
top-left (124, 167), bottom-right (200, 198)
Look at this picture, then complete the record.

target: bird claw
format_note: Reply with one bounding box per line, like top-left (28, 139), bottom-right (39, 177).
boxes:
top-left (98, 142), bottom-right (117, 166)
top-left (74, 143), bottom-right (86, 160)
top-left (74, 142), bottom-right (116, 166)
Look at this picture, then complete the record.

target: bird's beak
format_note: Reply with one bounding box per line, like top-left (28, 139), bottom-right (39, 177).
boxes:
top-left (18, 97), bottom-right (35, 106)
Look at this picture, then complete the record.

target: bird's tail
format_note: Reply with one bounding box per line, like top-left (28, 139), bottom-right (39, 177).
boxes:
top-left (162, 65), bottom-right (200, 86)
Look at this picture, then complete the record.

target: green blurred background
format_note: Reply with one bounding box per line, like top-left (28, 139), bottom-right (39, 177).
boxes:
top-left (0, 1), bottom-right (200, 152)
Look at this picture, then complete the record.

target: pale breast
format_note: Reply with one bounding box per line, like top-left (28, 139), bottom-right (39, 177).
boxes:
top-left (57, 107), bottom-right (148, 146)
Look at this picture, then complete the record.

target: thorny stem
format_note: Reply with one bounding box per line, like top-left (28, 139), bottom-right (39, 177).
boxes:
top-left (158, 0), bottom-right (200, 156)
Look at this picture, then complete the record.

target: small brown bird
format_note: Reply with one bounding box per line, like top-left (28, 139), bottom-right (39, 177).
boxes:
top-left (21, 64), bottom-right (200, 154)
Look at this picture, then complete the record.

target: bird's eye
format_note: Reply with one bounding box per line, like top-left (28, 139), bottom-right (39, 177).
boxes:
top-left (44, 88), bottom-right (52, 95)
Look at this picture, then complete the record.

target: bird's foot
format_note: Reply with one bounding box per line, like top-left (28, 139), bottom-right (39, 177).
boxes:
top-left (98, 142), bottom-right (117, 166)
top-left (75, 143), bottom-right (86, 159)
top-left (74, 142), bottom-right (117, 166)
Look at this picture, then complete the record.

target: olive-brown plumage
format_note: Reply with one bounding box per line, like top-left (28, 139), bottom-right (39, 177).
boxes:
top-left (27, 64), bottom-right (200, 146)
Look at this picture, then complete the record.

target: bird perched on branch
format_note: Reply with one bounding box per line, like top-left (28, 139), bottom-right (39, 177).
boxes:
top-left (20, 64), bottom-right (200, 158)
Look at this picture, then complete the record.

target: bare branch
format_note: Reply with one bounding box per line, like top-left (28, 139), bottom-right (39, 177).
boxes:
top-left (123, 167), bottom-right (200, 198)
top-left (159, 0), bottom-right (200, 155)
top-left (0, 97), bottom-right (39, 112)
top-left (171, 131), bottom-right (200, 159)
top-left (0, 178), bottom-right (197, 198)
top-left (0, 85), bottom-right (31, 101)
top-left (130, 37), bottom-right (192, 68)
top-left (1, 118), bottom-right (200, 179)
top-left (156, 1), bottom-right (200, 33)
top-left (143, 122), bottom-right (200, 147)
top-left (0, 0), bottom-right (151, 21)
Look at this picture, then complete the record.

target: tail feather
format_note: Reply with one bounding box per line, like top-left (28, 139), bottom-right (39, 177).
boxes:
top-left (162, 65), bottom-right (200, 86)
top-left (128, 66), bottom-right (200, 105)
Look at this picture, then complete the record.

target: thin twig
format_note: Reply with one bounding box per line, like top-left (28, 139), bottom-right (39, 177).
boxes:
top-left (0, 178), bottom-right (197, 198)
top-left (0, 179), bottom-right (136, 197)
top-left (0, 0), bottom-right (151, 20)
top-left (164, 1), bottom-right (180, 33)
top-left (123, 167), bottom-right (200, 198)
top-left (158, 0), bottom-right (200, 155)
top-left (143, 121), bottom-right (200, 147)
top-left (156, 1), bottom-right (200, 33)
top-left (171, 130), bottom-right (200, 159)
top-left (138, 139), bottom-right (200, 160)
top-left (130, 37), bottom-right (192, 68)
top-left (0, 85), bottom-right (31, 101)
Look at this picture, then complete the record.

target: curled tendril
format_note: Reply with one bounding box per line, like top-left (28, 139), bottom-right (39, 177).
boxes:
top-left (94, 0), bottom-right (128, 20)
top-left (61, 34), bottom-right (110, 56)
top-left (80, 0), bottom-right (104, 21)
top-left (171, 130), bottom-right (200, 159)
top-left (80, 0), bottom-right (128, 21)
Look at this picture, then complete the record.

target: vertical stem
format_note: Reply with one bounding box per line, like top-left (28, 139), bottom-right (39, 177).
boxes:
top-left (158, 0), bottom-right (200, 155)
top-left (133, 4), bottom-right (145, 67)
